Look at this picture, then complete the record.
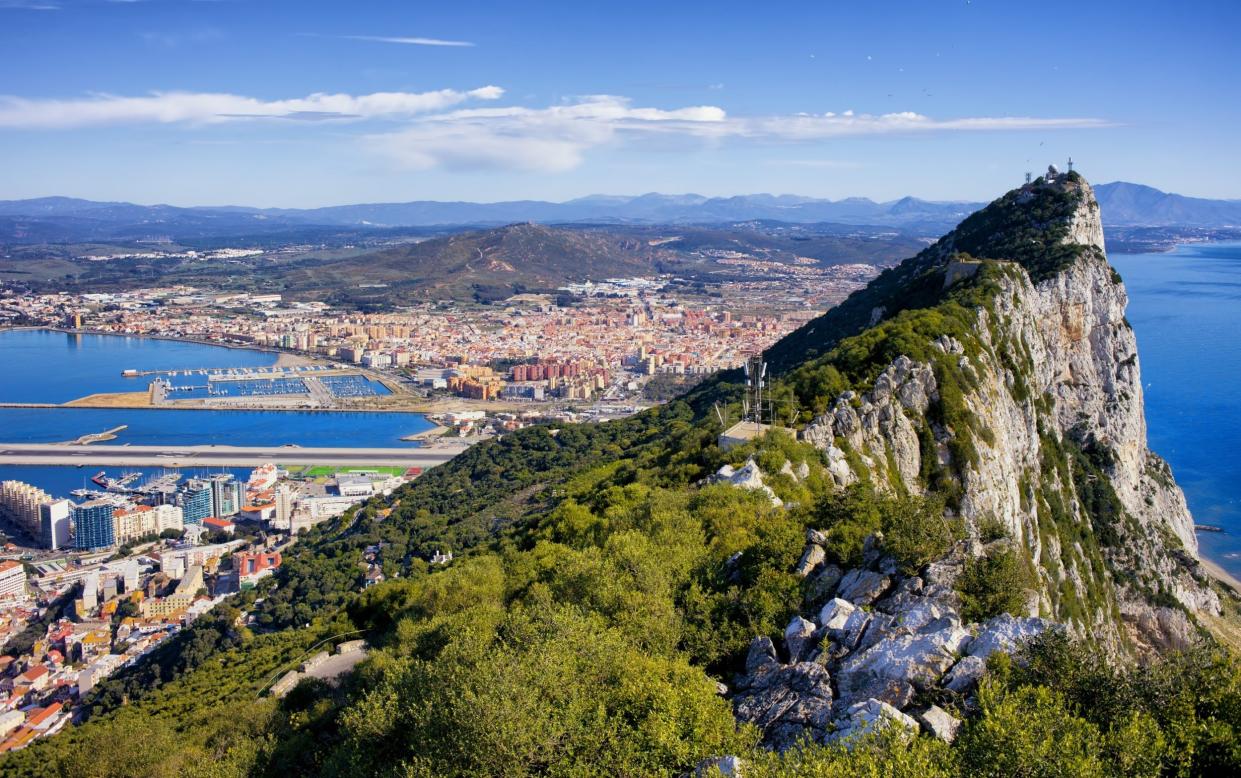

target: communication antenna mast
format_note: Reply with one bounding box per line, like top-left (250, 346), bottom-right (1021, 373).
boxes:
top-left (1066, 156), bottom-right (1074, 173)
top-left (744, 353), bottom-right (767, 431)
top-left (1025, 171), bottom-right (1032, 185)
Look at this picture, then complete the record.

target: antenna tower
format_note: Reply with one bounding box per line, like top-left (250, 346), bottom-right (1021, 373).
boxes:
top-left (743, 353), bottom-right (767, 431)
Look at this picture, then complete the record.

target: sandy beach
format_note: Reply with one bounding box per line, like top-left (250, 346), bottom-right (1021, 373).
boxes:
top-left (1201, 556), bottom-right (1241, 595)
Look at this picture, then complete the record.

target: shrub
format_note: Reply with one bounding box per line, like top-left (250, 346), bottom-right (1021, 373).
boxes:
top-left (977, 515), bottom-right (1009, 543)
top-left (880, 494), bottom-right (964, 575)
top-left (814, 484), bottom-right (883, 567)
top-left (957, 681), bottom-right (1106, 777)
top-left (958, 546), bottom-right (1032, 622)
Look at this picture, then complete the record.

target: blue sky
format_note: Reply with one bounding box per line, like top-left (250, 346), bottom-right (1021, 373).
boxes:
top-left (0, 0), bottom-right (1238, 207)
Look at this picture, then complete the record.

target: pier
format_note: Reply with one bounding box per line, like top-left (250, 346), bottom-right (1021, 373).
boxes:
top-left (68, 425), bottom-right (128, 445)
top-left (122, 365), bottom-right (345, 379)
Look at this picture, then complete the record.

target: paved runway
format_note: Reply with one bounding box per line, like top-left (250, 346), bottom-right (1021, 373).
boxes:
top-left (0, 442), bottom-right (471, 468)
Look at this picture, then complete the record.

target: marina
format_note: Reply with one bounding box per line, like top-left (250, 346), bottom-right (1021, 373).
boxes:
top-left (147, 363), bottom-right (390, 405)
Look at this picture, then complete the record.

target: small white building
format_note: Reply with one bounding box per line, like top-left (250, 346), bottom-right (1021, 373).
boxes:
top-left (0, 560), bottom-right (26, 601)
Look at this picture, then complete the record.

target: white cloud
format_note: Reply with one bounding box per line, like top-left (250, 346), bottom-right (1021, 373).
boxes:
top-left (0, 86), bottom-right (505, 128)
top-left (0, 86), bottom-right (1109, 173)
top-left (368, 95), bottom-right (728, 172)
top-left (740, 111), bottom-right (1110, 140)
top-left (0, 0), bottom-right (59, 9)
top-left (367, 96), bottom-right (1108, 172)
top-left (343, 35), bottom-right (475, 47)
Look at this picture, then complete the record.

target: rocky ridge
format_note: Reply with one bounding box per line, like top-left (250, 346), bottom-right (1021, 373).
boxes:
top-left (720, 170), bottom-right (1227, 753)
top-left (796, 170), bottom-right (1218, 653)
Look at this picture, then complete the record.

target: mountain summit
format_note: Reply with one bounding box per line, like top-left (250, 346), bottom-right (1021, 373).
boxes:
top-left (781, 169), bottom-right (1215, 651)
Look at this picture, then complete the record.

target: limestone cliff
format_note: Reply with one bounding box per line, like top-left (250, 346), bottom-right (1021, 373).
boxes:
top-left (792, 170), bottom-right (1218, 653)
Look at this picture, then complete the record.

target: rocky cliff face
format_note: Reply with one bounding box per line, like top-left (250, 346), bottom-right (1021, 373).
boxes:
top-left (798, 172), bottom-right (1218, 652)
top-left (723, 172), bottom-right (1223, 752)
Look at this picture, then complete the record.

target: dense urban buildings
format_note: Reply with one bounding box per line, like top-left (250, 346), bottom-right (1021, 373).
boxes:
top-left (0, 458), bottom-right (416, 753)
top-left (0, 269), bottom-right (875, 410)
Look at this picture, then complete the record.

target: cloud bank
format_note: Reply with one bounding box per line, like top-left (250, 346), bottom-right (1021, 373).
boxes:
top-left (0, 87), bottom-right (1109, 171)
top-left (0, 87), bottom-right (505, 127)
top-left (369, 96), bottom-right (1108, 172)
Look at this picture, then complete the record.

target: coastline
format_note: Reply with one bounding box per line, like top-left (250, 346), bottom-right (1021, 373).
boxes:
top-left (1200, 554), bottom-right (1241, 596)
top-left (0, 326), bottom-right (436, 413)
top-left (0, 402), bottom-right (432, 415)
top-left (2, 325), bottom-right (323, 366)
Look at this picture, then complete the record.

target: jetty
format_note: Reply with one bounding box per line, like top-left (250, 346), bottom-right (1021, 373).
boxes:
top-left (67, 425), bottom-right (128, 445)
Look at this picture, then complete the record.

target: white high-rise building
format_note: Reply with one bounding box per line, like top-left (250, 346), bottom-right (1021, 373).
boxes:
top-left (0, 480), bottom-right (52, 539)
top-left (153, 504), bottom-right (184, 534)
top-left (39, 499), bottom-right (72, 550)
top-left (274, 484), bottom-right (298, 530)
top-left (210, 475), bottom-right (242, 518)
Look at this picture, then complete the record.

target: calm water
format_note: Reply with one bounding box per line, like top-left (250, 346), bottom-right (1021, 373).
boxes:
top-left (0, 407), bottom-right (431, 447)
top-left (1112, 242), bottom-right (1241, 578)
top-left (0, 329), bottom-right (431, 501)
top-left (0, 329), bottom-right (275, 403)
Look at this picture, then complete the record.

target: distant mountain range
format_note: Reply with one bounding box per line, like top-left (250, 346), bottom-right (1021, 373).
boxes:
top-left (0, 181), bottom-right (1237, 244)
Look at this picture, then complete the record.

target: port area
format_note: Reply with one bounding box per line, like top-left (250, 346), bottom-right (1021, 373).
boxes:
top-left (16, 361), bottom-right (439, 413)
top-left (63, 391), bottom-right (153, 408)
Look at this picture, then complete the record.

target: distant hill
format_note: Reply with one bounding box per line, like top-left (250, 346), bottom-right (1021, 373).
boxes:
top-left (1094, 181), bottom-right (1241, 226)
top-left (258, 193), bottom-right (985, 232)
top-left (0, 192), bottom-right (985, 242)
top-left (277, 222), bottom-right (666, 303)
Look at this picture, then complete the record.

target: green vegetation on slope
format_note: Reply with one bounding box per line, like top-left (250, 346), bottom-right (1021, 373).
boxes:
top-left (763, 173), bottom-right (1087, 374)
top-left (8, 173), bottom-right (1240, 776)
top-left (7, 422), bottom-right (1241, 776)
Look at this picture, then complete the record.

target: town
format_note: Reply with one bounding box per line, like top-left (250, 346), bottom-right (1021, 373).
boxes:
top-left (0, 461), bottom-right (416, 752)
top-left (0, 268), bottom-right (877, 413)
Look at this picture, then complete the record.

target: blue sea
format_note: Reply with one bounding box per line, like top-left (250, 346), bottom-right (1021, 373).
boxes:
top-left (0, 329), bottom-right (432, 502)
top-left (0, 329), bottom-right (276, 403)
top-left (1111, 242), bottom-right (1241, 579)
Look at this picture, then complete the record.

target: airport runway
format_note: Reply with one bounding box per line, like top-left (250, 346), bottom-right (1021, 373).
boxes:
top-left (0, 442), bottom-right (471, 468)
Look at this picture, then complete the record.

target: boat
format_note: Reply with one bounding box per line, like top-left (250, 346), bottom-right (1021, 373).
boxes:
top-left (90, 470), bottom-right (109, 488)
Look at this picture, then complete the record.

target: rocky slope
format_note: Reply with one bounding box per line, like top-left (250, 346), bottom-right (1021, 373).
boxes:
top-left (796, 170), bottom-right (1217, 650)
top-left (730, 524), bottom-right (1047, 750)
top-left (724, 169), bottom-right (1224, 750)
